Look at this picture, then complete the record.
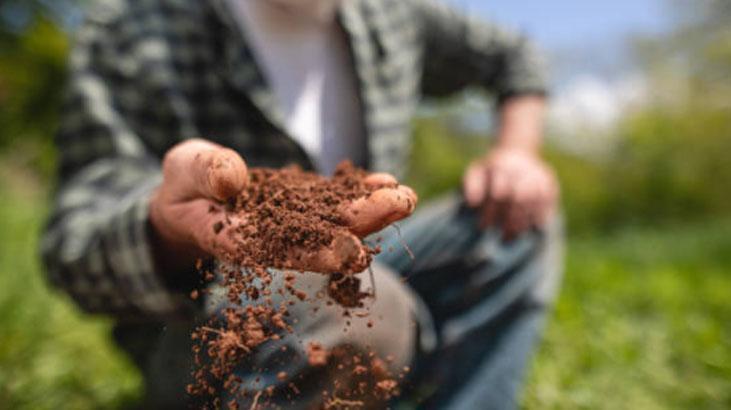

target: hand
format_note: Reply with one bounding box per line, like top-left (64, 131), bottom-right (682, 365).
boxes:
top-left (220, 170), bottom-right (417, 274)
top-left (149, 139), bottom-right (417, 273)
top-left (462, 147), bottom-right (558, 240)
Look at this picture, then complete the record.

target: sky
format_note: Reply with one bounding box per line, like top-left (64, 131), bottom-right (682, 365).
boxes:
top-left (446, 0), bottom-right (672, 85)
top-left (442, 0), bottom-right (672, 145)
top-left (445, 0), bottom-right (670, 51)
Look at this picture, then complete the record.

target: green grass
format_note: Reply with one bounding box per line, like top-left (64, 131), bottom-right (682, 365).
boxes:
top-left (523, 221), bottom-right (731, 409)
top-left (0, 168), bottom-right (141, 410)
top-left (0, 164), bottom-right (729, 409)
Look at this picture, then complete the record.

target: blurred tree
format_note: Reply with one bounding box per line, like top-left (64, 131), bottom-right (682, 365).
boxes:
top-left (523, 0), bottom-right (731, 232)
top-left (638, 0), bottom-right (731, 108)
top-left (410, 0), bottom-right (731, 233)
top-left (604, 0), bottom-right (731, 226)
top-left (1, 0), bottom-right (729, 230)
top-left (0, 0), bottom-right (79, 175)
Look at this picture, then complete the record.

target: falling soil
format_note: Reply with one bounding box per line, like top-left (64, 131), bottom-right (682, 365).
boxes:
top-left (187, 162), bottom-right (408, 409)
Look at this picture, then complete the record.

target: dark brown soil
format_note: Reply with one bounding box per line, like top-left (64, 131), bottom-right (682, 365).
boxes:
top-left (228, 162), bottom-right (377, 267)
top-left (187, 162), bottom-right (405, 409)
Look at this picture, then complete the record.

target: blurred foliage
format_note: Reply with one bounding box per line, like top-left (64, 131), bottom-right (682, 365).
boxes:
top-left (409, 0), bottom-right (731, 234)
top-left (0, 0), bottom-right (730, 408)
top-left (1, 0), bottom-right (729, 233)
top-left (0, 0), bottom-right (75, 177)
top-left (405, 117), bottom-right (486, 199)
top-left (0, 163), bottom-right (142, 409)
top-left (523, 219), bottom-right (731, 409)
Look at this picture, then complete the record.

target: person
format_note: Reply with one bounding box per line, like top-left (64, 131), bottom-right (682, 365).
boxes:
top-left (41, 0), bottom-right (563, 408)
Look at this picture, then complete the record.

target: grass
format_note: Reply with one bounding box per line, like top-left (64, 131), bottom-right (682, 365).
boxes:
top-left (523, 221), bottom-right (731, 409)
top-left (0, 165), bottom-right (141, 410)
top-left (0, 162), bottom-right (729, 409)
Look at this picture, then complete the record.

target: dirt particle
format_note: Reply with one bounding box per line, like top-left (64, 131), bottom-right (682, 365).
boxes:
top-left (187, 161), bottom-right (406, 407)
top-left (307, 342), bottom-right (329, 367)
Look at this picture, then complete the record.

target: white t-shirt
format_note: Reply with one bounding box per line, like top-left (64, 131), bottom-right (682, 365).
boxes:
top-left (226, 0), bottom-right (366, 175)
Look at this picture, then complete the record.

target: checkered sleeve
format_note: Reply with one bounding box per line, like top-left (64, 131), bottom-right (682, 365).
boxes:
top-left (40, 8), bottom-right (193, 320)
top-left (414, 0), bottom-right (548, 102)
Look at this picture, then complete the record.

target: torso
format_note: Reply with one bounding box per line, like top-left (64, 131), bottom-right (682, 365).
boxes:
top-left (226, 0), bottom-right (366, 175)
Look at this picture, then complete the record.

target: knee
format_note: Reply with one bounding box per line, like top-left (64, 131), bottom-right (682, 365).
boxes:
top-left (527, 213), bottom-right (565, 306)
top-left (204, 264), bottom-right (420, 373)
top-left (287, 264), bottom-right (418, 373)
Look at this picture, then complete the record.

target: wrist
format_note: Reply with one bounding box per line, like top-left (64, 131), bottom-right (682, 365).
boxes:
top-left (494, 95), bottom-right (546, 156)
top-left (490, 140), bottom-right (541, 158)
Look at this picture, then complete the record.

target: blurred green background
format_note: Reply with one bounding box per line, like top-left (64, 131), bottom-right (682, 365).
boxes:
top-left (1, 0), bottom-right (729, 409)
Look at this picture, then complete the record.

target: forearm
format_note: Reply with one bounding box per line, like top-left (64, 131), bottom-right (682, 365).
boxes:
top-left (493, 95), bottom-right (547, 155)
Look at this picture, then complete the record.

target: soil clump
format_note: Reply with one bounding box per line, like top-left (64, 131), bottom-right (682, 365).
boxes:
top-left (187, 162), bottom-right (408, 409)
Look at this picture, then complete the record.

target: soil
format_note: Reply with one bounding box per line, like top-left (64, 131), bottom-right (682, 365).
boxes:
top-left (187, 161), bottom-right (408, 409)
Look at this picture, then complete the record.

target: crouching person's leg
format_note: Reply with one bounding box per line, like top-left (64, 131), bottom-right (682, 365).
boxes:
top-left (375, 194), bottom-right (564, 410)
top-left (204, 263), bottom-right (427, 409)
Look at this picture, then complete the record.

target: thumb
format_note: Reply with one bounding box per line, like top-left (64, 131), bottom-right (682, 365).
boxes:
top-left (463, 162), bottom-right (487, 207)
top-left (163, 139), bottom-right (249, 202)
top-left (199, 147), bottom-right (249, 201)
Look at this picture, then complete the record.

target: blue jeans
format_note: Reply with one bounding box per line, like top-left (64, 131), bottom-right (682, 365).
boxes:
top-left (376, 194), bottom-right (563, 409)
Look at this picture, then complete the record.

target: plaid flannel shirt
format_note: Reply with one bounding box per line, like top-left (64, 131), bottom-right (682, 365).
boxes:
top-left (41, 0), bottom-right (547, 320)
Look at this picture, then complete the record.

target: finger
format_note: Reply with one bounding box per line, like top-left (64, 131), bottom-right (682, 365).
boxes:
top-left (194, 205), bottom-right (247, 260)
top-left (479, 198), bottom-right (499, 229)
top-left (285, 231), bottom-right (369, 274)
top-left (525, 169), bottom-right (558, 228)
top-left (504, 196), bottom-right (532, 239)
top-left (504, 205), bottom-right (530, 241)
top-left (339, 185), bottom-right (418, 237)
top-left (527, 194), bottom-right (544, 230)
top-left (503, 178), bottom-right (534, 239)
top-left (163, 139), bottom-right (249, 202)
top-left (363, 172), bottom-right (398, 189)
top-left (535, 182), bottom-right (559, 227)
top-left (528, 183), bottom-right (549, 228)
top-left (479, 169), bottom-right (508, 229)
top-left (486, 168), bottom-right (511, 202)
top-left (203, 147), bottom-right (249, 201)
top-left (463, 162), bottom-right (487, 208)
top-left (207, 214), bottom-right (249, 261)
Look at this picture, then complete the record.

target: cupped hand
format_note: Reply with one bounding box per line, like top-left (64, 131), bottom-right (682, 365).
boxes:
top-left (149, 139), bottom-right (417, 274)
top-left (288, 172), bottom-right (417, 273)
top-left (462, 147), bottom-right (558, 240)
